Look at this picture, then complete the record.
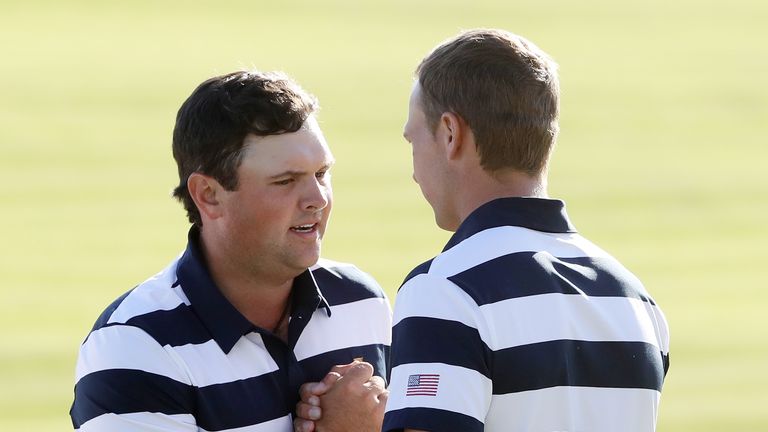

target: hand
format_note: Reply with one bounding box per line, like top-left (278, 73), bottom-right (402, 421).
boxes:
top-left (295, 362), bottom-right (362, 432)
top-left (294, 361), bottom-right (388, 432)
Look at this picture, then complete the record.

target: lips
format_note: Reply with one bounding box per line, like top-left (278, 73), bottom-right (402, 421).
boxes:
top-left (290, 223), bottom-right (317, 233)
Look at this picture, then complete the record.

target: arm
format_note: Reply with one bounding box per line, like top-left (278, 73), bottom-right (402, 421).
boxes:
top-left (382, 274), bottom-right (492, 432)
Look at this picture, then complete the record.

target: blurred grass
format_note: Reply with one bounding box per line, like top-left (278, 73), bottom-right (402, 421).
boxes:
top-left (1, 0), bottom-right (766, 430)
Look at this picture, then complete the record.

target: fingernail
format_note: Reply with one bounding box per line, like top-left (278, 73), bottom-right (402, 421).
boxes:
top-left (308, 395), bottom-right (320, 406)
top-left (309, 406), bottom-right (321, 420)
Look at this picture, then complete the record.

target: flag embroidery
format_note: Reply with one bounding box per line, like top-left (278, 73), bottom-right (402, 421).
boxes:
top-left (406, 373), bottom-right (440, 396)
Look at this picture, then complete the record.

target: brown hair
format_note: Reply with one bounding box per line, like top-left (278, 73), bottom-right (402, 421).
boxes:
top-left (171, 71), bottom-right (318, 226)
top-left (416, 29), bottom-right (560, 174)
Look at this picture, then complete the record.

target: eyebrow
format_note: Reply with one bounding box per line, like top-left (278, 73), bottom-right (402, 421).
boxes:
top-left (268, 161), bottom-right (335, 180)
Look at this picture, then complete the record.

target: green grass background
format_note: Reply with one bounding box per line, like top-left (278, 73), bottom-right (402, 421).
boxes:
top-left (1, 0), bottom-right (766, 430)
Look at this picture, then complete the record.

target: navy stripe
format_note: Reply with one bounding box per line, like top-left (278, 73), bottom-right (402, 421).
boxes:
top-left (299, 344), bottom-right (391, 385)
top-left (492, 340), bottom-right (666, 394)
top-left (448, 253), bottom-right (654, 306)
top-left (88, 305), bottom-right (213, 348)
top-left (195, 371), bottom-right (291, 431)
top-left (383, 407), bottom-right (484, 432)
top-left (400, 258), bottom-right (434, 287)
top-left (71, 368), bottom-right (296, 430)
top-left (312, 265), bottom-right (385, 306)
top-left (88, 289), bottom-right (133, 333)
top-left (390, 317), bottom-right (491, 379)
top-left (70, 369), bottom-right (193, 428)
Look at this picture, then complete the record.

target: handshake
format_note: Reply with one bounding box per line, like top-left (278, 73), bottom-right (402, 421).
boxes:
top-left (294, 360), bottom-right (388, 432)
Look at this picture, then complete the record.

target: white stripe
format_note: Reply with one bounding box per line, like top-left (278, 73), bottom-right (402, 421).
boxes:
top-left (386, 362), bottom-right (492, 423)
top-left (393, 274), bottom-right (481, 328)
top-left (108, 260), bottom-right (186, 324)
top-left (169, 332), bottom-right (279, 387)
top-left (294, 297), bottom-right (392, 361)
top-left (431, 227), bottom-right (610, 278)
top-left (172, 283), bottom-right (192, 306)
top-left (394, 276), bottom-right (664, 352)
top-left (484, 386), bottom-right (660, 432)
top-left (78, 412), bottom-right (196, 431)
top-left (200, 414), bottom-right (293, 432)
top-left (76, 325), bottom-right (189, 384)
top-left (479, 293), bottom-right (664, 350)
top-left (643, 300), bottom-right (671, 354)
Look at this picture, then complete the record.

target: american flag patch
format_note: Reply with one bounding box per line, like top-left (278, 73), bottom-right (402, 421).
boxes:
top-left (406, 373), bottom-right (440, 396)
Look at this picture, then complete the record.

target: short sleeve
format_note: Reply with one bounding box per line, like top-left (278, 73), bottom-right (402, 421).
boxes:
top-left (70, 324), bottom-right (196, 431)
top-left (383, 273), bottom-right (492, 432)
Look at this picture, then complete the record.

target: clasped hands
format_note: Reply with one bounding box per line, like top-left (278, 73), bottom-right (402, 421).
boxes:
top-left (293, 360), bottom-right (388, 432)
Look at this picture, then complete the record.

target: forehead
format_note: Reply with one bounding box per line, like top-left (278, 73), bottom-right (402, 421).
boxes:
top-left (405, 82), bottom-right (427, 133)
top-left (241, 115), bottom-right (334, 171)
top-left (408, 81), bottom-right (423, 112)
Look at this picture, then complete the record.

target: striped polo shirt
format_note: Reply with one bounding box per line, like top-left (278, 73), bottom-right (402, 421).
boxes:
top-left (383, 197), bottom-right (670, 432)
top-left (71, 228), bottom-right (392, 431)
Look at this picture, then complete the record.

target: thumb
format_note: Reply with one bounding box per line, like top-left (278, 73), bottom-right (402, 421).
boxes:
top-left (338, 362), bottom-right (374, 384)
top-left (310, 371), bottom-right (342, 395)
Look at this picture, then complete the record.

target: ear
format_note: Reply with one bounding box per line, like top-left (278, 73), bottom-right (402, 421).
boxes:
top-left (187, 173), bottom-right (225, 222)
top-left (439, 112), bottom-right (466, 161)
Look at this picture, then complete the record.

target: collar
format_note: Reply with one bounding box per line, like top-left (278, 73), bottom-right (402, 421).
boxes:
top-left (443, 197), bottom-right (577, 252)
top-left (176, 226), bottom-right (331, 353)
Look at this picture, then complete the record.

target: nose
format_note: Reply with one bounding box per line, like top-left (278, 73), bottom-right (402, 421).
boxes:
top-left (303, 177), bottom-right (330, 211)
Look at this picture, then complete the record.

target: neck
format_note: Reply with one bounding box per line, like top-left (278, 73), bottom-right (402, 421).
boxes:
top-left (454, 167), bottom-right (548, 229)
top-left (198, 228), bottom-right (295, 334)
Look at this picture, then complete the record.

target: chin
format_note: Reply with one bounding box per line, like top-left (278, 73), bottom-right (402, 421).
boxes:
top-left (434, 212), bottom-right (460, 232)
top-left (298, 248), bottom-right (322, 269)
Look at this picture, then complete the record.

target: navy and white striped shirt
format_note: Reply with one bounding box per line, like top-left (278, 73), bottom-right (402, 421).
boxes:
top-left (383, 197), bottom-right (669, 432)
top-left (71, 228), bottom-right (392, 431)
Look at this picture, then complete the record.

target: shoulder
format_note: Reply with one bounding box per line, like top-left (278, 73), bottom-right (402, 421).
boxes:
top-left (400, 258), bottom-right (435, 288)
top-left (395, 259), bottom-right (482, 330)
top-left (311, 258), bottom-right (388, 305)
top-left (77, 258), bottom-right (196, 380)
top-left (87, 258), bottom-right (188, 333)
top-left (72, 258), bottom-right (195, 429)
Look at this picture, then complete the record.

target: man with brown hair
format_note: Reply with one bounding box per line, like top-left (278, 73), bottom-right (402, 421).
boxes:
top-left (70, 70), bottom-right (391, 431)
top-left (295, 29), bottom-right (669, 432)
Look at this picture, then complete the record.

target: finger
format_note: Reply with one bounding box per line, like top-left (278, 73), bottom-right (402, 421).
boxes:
top-left (295, 401), bottom-right (323, 421)
top-left (378, 388), bottom-right (390, 405)
top-left (364, 375), bottom-right (387, 393)
top-left (293, 417), bottom-right (315, 432)
top-left (315, 370), bottom-right (343, 393)
top-left (299, 372), bottom-right (342, 401)
top-left (299, 382), bottom-right (323, 402)
top-left (329, 361), bottom-right (359, 376)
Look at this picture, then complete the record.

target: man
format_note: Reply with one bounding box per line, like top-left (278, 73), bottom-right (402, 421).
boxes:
top-left (295, 29), bottom-right (670, 432)
top-left (70, 70), bottom-right (391, 431)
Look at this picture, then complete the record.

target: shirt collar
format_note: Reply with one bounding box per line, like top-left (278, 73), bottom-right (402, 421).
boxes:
top-left (443, 197), bottom-right (577, 252)
top-left (176, 226), bottom-right (331, 353)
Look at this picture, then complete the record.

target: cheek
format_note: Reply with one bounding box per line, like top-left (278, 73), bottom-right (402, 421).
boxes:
top-left (234, 195), bottom-right (289, 230)
top-left (323, 189), bottom-right (333, 215)
top-left (412, 152), bottom-right (431, 182)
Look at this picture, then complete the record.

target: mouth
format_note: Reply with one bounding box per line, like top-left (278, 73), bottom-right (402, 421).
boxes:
top-left (290, 223), bottom-right (318, 234)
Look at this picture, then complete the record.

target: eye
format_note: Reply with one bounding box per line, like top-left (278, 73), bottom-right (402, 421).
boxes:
top-left (315, 170), bottom-right (329, 180)
top-left (273, 178), bottom-right (294, 186)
